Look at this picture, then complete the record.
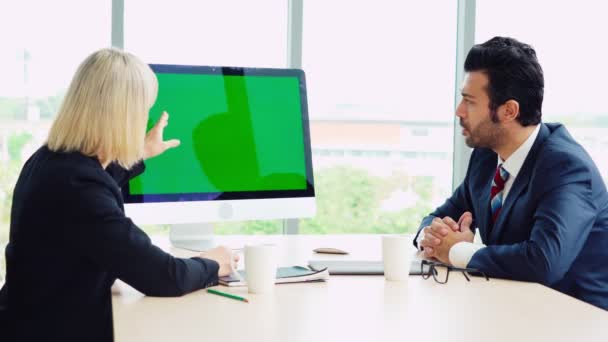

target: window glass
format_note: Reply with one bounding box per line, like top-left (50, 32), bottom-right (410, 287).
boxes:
top-left (300, 1), bottom-right (457, 234)
top-left (0, 0), bottom-right (111, 281)
top-left (477, 0), bottom-right (608, 183)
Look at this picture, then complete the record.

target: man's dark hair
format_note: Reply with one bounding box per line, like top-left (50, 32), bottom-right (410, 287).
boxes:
top-left (464, 36), bottom-right (544, 126)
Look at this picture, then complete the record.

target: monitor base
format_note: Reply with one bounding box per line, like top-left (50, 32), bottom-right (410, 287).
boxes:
top-left (169, 223), bottom-right (215, 252)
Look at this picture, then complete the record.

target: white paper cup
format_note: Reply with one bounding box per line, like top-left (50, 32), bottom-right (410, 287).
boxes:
top-left (382, 235), bottom-right (412, 282)
top-left (245, 244), bottom-right (277, 294)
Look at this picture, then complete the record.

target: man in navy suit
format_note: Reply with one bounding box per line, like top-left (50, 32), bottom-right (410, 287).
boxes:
top-left (414, 37), bottom-right (608, 310)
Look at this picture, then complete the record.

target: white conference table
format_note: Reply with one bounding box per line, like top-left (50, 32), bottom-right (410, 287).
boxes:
top-left (112, 235), bottom-right (608, 342)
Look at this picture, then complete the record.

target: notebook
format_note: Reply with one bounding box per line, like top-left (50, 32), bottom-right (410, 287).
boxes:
top-left (219, 266), bottom-right (330, 287)
top-left (308, 259), bottom-right (425, 275)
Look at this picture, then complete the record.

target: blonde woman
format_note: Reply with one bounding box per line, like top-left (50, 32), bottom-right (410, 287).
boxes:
top-left (0, 48), bottom-right (237, 342)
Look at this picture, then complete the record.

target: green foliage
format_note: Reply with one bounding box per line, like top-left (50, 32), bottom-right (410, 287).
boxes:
top-left (7, 132), bottom-right (33, 162)
top-left (0, 130), bottom-right (37, 280)
top-left (0, 245), bottom-right (4, 282)
top-left (139, 224), bottom-right (170, 235)
top-left (1, 92), bottom-right (64, 120)
top-left (0, 162), bottom-right (20, 282)
top-left (216, 220), bottom-right (282, 235)
top-left (0, 97), bottom-right (25, 119)
top-left (137, 221), bottom-right (282, 236)
top-left (298, 167), bottom-right (432, 234)
top-left (300, 167), bottom-right (376, 234)
top-left (0, 162), bottom-right (21, 225)
top-left (412, 176), bottom-right (434, 202)
top-left (35, 94), bottom-right (63, 118)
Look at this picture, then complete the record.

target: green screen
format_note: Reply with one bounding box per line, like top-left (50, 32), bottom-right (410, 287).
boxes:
top-left (129, 72), bottom-right (307, 195)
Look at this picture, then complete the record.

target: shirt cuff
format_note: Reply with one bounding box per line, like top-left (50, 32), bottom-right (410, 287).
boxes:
top-left (416, 231), bottom-right (425, 251)
top-left (449, 242), bottom-right (484, 268)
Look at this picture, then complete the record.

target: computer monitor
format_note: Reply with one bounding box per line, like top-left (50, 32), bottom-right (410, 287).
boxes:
top-left (122, 64), bottom-right (315, 250)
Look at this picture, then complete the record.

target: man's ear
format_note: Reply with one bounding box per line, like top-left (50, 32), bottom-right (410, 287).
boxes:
top-left (499, 99), bottom-right (520, 122)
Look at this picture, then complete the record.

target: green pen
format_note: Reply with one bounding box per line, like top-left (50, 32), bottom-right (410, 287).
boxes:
top-left (207, 288), bottom-right (249, 303)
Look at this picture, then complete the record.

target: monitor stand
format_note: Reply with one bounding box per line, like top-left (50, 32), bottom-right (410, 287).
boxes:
top-left (169, 223), bottom-right (215, 252)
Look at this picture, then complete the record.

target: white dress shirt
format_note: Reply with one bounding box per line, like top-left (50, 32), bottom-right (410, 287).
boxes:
top-left (449, 124), bottom-right (541, 268)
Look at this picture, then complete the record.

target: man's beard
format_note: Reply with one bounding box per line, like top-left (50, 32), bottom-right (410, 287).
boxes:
top-left (462, 118), bottom-right (503, 149)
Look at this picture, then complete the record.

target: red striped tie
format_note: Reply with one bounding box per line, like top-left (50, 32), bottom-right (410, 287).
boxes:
top-left (490, 164), bottom-right (510, 223)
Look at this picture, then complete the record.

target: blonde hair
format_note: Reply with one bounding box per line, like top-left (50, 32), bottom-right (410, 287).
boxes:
top-left (47, 48), bottom-right (157, 169)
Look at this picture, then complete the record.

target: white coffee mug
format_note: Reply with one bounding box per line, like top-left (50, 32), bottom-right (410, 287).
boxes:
top-left (382, 235), bottom-right (412, 281)
top-left (245, 244), bottom-right (277, 294)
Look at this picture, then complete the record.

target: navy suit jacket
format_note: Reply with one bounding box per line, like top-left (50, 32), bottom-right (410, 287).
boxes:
top-left (414, 123), bottom-right (608, 310)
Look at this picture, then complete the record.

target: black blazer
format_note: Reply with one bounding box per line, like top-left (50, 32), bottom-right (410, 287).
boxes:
top-left (0, 146), bottom-right (219, 341)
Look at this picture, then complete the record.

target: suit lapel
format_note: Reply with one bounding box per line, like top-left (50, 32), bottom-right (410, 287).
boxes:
top-left (478, 167), bottom-right (495, 244)
top-left (469, 150), bottom-right (498, 244)
top-left (488, 123), bottom-right (550, 243)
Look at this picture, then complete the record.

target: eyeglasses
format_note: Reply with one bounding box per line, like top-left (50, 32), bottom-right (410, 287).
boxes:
top-left (420, 259), bottom-right (489, 284)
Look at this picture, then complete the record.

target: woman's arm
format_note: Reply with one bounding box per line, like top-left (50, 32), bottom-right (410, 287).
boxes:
top-left (63, 180), bottom-right (219, 296)
top-left (105, 161), bottom-right (145, 187)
